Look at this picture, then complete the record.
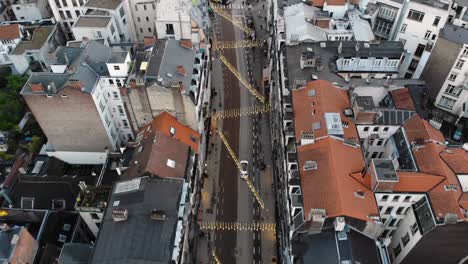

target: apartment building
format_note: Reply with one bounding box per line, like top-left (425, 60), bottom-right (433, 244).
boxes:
top-left (449, 0), bottom-right (468, 28)
top-left (154, 0), bottom-right (191, 40)
top-left (21, 41), bottom-right (133, 164)
top-left (0, 24), bottom-right (22, 67)
top-left (422, 23), bottom-right (468, 124)
top-left (128, 0), bottom-right (157, 40)
top-left (277, 79), bottom-right (468, 263)
top-left (11, 0), bottom-right (52, 20)
top-left (304, 0), bottom-right (350, 19)
top-left (284, 3), bottom-right (375, 44)
top-left (9, 25), bottom-right (63, 74)
top-left (367, 0), bottom-right (450, 78)
top-left (72, 16), bottom-right (121, 45)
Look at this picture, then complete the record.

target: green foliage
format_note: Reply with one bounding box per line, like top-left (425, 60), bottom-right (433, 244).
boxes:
top-left (0, 152), bottom-right (15, 160)
top-left (27, 135), bottom-right (43, 154)
top-left (0, 74), bottom-right (28, 131)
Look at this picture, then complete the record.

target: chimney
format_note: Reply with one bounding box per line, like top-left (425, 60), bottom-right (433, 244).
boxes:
top-left (48, 82), bottom-right (57, 93)
top-left (355, 42), bottom-right (360, 52)
top-left (30, 83), bottom-right (45, 92)
top-left (176, 65), bottom-right (186, 76)
top-left (337, 41), bottom-right (342, 54)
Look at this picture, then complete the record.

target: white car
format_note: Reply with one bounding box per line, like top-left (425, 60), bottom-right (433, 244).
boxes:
top-left (240, 160), bottom-right (248, 179)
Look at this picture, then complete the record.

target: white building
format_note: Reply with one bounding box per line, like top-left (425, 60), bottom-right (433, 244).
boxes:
top-left (127, 0), bottom-right (157, 40)
top-left (422, 23), bottom-right (468, 122)
top-left (12, 0), bottom-right (52, 20)
top-left (154, 0), bottom-right (191, 40)
top-left (72, 16), bottom-right (120, 45)
top-left (449, 0), bottom-right (468, 28)
top-left (368, 0), bottom-right (450, 79)
top-left (0, 24), bottom-right (22, 67)
top-left (21, 41), bottom-right (133, 164)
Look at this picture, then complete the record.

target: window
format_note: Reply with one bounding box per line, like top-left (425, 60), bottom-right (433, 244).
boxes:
top-left (166, 23), bottom-right (175, 35)
top-left (99, 99), bottom-right (105, 111)
top-left (409, 59), bottom-right (419, 71)
top-left (393, 244), bottom-right (402, 256)
top-left (119, 6), bottom-right (125, 17)
top-left (448, 72), bottom-right (458, 81)
top-left (72, 0), bottom-right (77, 6)
top-left (377, 139), bottom-right (384, 146)
top-left (137, 17), bottom-right (141, 22)
top-left (389, 218), bottom-right (397, 226)
top-left (152, 3), bottom-right (155, 9)
top-left (400, 23), bottom-right (407, 33)
top-left (415, 44), bottom-right (425, 57)
top-left (371, 152), bottom-right (379, 159)
top-left (169, 126), bottom-right (176, 136)
top-left (75, 10), bottom-right (80, 17)
top-left (91, 213), bottom-right (100, 220)
top-left (387, 60), bottom-right (399, 67)
top-left (385, 206), bottom-right (394, 214)
top-left (383, 127), bottom-right (389, 132)
top-left (463, 48), bottom-right (468, 57)
top-left (363, 127), bottom-right (369, 132)
top-left (117, 105), bottom-right (124, 115)
top-left (3, 54), bottom-right (9, 62)
top-left (438, 96), bottom-right (456, 110)
top-left (424, 30), bottom-right (431, 39)
top-left (167, 159), bottom-right (175, 168)
top-left (402, 233), bottom-right (410, 246)
top-left (140, 28), bottom-right (143, 33)
top-left (105, 115), bottom-right (111, 127)
top-left (116, 79), bottom-right (122, 87)
top-left (114, 65), bottom-right (120, 70)
top-left (444, 85), bottom-right (462, 97)
top-left (21, 197), bottom-right (35, 209)
top-left (404, 196), bottom-right (411, 202)
top-left (392, 195), bottom-right (400, 202)
top-left (135, 4), bottom-right (138, 11)
top-left (109, 79), bottom-right (114, 85)
top-left (148, 27), bottom-right (152, 32)
top-left (96, 31), bottom-right (102, 38)
top-left (113, 91), bottom-right (119, 99)
top-left (455, 59), bottom-right (465, 69)
top-left (433, 16), bottom-right (440, 26)
top-left (143, 4), bottom-right (147, 10)
top-left (359, 58), bottom-right (367, 67)
top-left (381, 195), bottom-right (389, 202)
top-left (396, 206), bottom-right (405, 215)
top-left (411, 222), bottom-right (419, 235)
top-left (407, 9), bottom-right (425, 22)
top-left (146, 16), bottom-right (149, 21)
top-left (343, 58), bottom-right (352, 67)
top-left (373, 127), bottom-right (379, 132)
top-left (374, 59), bottom-right (383, 67)
top-left (66, 10), bottom-right (72, 19)
top-left (122, 119), bottom-right (129, 128)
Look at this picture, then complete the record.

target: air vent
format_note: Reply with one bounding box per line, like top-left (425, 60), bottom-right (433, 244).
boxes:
top-left (112, 208), bottom-right (128, 222)
top-left (151, 209), bottom-right (166, 221)
top-left (303, 160), bottom-right (317, 171)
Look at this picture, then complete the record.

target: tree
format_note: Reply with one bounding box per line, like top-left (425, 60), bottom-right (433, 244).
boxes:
top-left (0, 75), bottom-right (28, 131)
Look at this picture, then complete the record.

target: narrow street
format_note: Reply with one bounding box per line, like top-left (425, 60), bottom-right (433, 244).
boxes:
top-left (195, 0), bottom-right (277, 263)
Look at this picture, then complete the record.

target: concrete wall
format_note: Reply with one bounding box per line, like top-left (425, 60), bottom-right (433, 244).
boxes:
top-left (155, 20), bottom-right (191, 40)
top-left (23, 86), bottom-right (113, 153)
top-left (46, 150), bottom-right (107, 164)
top-left (323, 2), bottom-right (348, 19)
top-left (79, 211), bottom-right (103, 237)
top-left (106, 53), bottom-right (130, 77)
top-left (12, 0), bottom-right (51, 20)
top-left (421, 37), bottom-right (462, 100)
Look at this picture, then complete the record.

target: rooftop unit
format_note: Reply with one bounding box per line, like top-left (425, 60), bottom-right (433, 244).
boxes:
top-left (151, 209), bottom-right (166, 221)
top-left (324, 113), bottom-right (344, 137)
top-left (112, 208), bottom-right (128, 222)
top-left (369, 159), bottom-right (399, 192)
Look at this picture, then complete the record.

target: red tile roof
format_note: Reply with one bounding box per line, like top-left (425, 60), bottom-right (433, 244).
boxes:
top-left (140, 111), bottom-right (200, 152)
top-left (390, 88), bottom-right (416, 111)
top-left (326, 0), bottom-right (346, 5)
top-left (0, 24), bottom-right (21, 40)
top-left (404, 115), bottom-right (445, 144)
top-left (298, 138), bottom-right (378, 221)
top-left (292, 80), bottom-right (358, 140)
top-left (440, 148), bottom-right (468, 174)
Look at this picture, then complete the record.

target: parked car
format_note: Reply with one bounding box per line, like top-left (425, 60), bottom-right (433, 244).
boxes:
top-left (240, 160), bottom-right (248, 179)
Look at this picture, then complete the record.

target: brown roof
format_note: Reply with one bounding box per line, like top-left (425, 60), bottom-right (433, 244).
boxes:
top-left (390, 88), bottom-right (416, 111)
top-left (0, 24), bottom-right (21, 40)
top-left (298, 138), bottom-right (378, 221)
top-left (292, 80), bottom-right (358, 140)
top-left (123, 131), bottom-right (189, 180)
top-left (311, 0), bottom-right (325, 7)
top-left (140, 111), bottom-right (200, 152)
top-left (179, 39), bottom-right (193, 50)
top-left (403, 115), bottom-right (466, 219)
top-left (326, 0), bottom-right (346, 5)
top-left (315, 19), bottom-right (330, 29)
top-left (440, 148), bottom-right (468, 174)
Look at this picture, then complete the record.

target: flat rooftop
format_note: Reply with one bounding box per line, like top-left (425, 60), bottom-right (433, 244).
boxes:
top-left (107, 51), bottom-right (128, 64)
top-left (74, 16), bottom-right (111, 28)
top-left (285, 41), bottom-right (411, 88)
top-left (91, 177), bottom-right (185, 263)
top-left (439, 23), bottom-right (468, 45)
top-left (84, 0), bottom-right (122, 10)
top-left (12, 26), bottom-right (55, 55)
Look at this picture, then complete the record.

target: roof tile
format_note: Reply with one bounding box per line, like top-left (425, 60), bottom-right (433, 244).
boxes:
top-left (0, 24), bottom-right (20, 40)
top-left (390, 88), bottom-right (416, 111)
